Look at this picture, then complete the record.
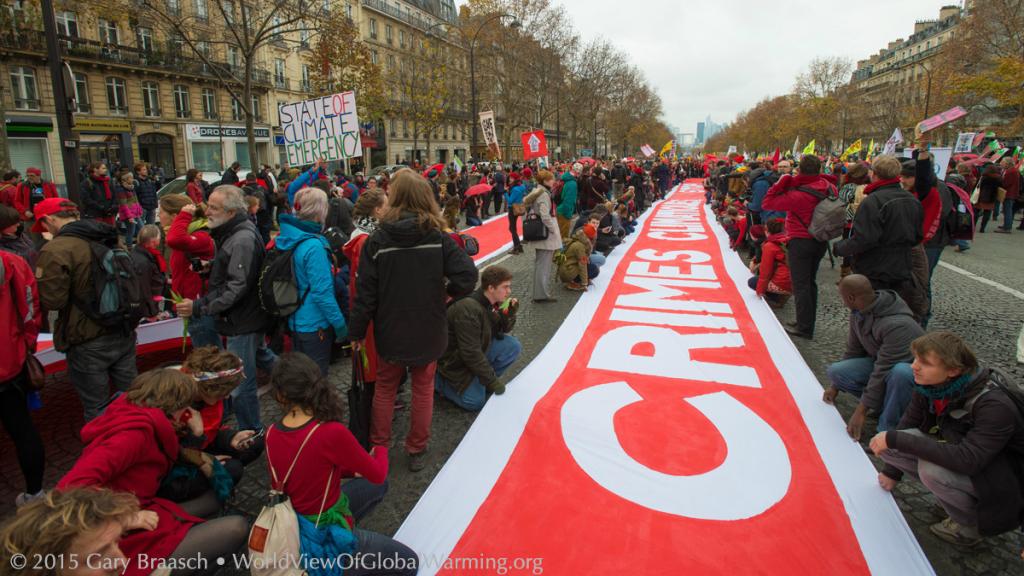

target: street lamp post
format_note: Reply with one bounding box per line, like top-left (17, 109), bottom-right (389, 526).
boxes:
top-left (465, 13), bottom-right (519, 160)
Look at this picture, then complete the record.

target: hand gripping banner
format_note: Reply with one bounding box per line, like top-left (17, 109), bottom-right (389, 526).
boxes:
top-left (397, 181), bottom-right (934, 576)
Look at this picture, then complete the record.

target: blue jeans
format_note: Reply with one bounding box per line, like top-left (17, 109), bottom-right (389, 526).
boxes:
top-left (122, 218), bottom-right (138, 248)
top-left (226, 332), bottom-right (277, 431)
top-left (827, 358), bottom-right (915, 432)
top-left (336, 479), bottom-right (418, 576)
top-left (590, 252), bottom-right (606, 268)
top-left (435, 335), bottom-right (522, 411)
top-left (1002, 198), bottom-right (1017, 230)
top-left (188, 314), bottom-right (222, 350)
top-left (292, 327), bottom-right (334, 377)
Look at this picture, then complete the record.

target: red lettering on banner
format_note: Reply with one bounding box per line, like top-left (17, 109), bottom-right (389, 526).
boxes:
top-left (436, 184), bottom-right (872, 574)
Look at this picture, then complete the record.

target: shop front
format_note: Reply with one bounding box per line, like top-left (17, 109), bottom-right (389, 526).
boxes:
top-left (73, 117), bottom-right (134, 172)
top-left (184, 124), bottom-right (272, 172)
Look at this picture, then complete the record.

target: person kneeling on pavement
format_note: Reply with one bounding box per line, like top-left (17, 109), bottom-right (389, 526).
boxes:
top-left (870, 331), bottom-right (1024, 548)
top-left (559, 224), bottom-right (599, 291)
top-left (747, 218), bottom-right (790, 308)
top-left (824, 274), bottom-right (922, 439)
top-left (435, 265), bottom-right (523, 411)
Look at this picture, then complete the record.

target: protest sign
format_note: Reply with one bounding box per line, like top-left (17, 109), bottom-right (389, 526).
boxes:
top-left (479, 110), bottom-right (501, 159)
top-left (954, 132), bottom-right (976, 154)
top-left (915, 106), bottom-right (967, 137)
top-left (883, 128), bottom-right (903, 155)
top-left (278, 91), bottom-right (362, 166)
top-left (902, 147), bottom-right (953, 180)
top-left (641, 144), bottom-right (656, 158)
top-left (521, 130), bottom-right (549, 161)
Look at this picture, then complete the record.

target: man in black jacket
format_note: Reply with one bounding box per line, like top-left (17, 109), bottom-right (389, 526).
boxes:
top-left (175, 185), bottom-right (273, 432)
top-left (870, 331), bottom-right (1024, 547)
top-left (901, 152), bottom-right (954, 327)
top-left (79, 162), bottom-right (119, 225)
top-left (221, 162), bottom-right (241, 185)
top-left (834, 155), bottom-right (923, 316)
top-left (435, 266), bottom-right (521, 411)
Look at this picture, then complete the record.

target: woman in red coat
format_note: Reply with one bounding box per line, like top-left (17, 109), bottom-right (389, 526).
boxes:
top-left (748, 218), bottom-right (792, 308)
top-left (58, 368), bottom-right (248, 576)
top-left (185, 169), bottom-right (206, 205)
top-left (342, 188), bottom-right (388, 387)
top-left (160, 193), bottom-right (221, 350)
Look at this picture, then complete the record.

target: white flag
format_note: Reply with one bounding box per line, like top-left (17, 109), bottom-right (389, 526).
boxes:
top-left (883, 128), bottom-right (903, 155)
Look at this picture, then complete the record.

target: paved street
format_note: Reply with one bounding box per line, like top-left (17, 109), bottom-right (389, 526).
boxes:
top-left (1, 218), bottom-right (1022, 575)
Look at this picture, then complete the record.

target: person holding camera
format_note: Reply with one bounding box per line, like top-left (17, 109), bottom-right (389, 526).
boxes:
top-left (160, 194), bottom-right (220, 349)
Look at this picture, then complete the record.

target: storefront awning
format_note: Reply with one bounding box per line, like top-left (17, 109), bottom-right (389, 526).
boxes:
top-left (4, 115), bottom-right (54, 134)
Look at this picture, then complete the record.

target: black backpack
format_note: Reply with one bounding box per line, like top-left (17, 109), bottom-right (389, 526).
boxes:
top-left (258, 236), bottom-right (319, 320)
top-left (74, 241), bottom-right (147, 332)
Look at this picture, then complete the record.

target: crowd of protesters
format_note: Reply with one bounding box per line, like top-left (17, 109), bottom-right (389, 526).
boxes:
top-left (0, 149), bottom-right (674, 573)
top-left (703, 145), bottom-right (1024, 554)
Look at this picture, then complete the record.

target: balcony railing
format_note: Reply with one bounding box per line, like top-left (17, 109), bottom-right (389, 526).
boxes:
top-left (1, 30), bottom-right (273, 88)
top-left (361, 0), bottom-right (455, 34)
top-left (13, 98), bottom-right (41, 111)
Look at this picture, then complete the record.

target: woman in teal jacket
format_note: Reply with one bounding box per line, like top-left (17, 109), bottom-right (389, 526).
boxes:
top-left (275, 187), bottom-right (347, 375)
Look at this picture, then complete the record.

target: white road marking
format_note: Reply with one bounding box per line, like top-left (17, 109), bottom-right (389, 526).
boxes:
top-left (938, 261), bottom-right (1024, 301)
top-left (488, 253), bottom-right (513, 267)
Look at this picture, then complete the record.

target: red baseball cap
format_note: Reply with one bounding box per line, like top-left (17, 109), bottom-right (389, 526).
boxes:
top-left (32, 198), bottom-right (79, 233)
top-left (26, 167), bottom-right (42, 176)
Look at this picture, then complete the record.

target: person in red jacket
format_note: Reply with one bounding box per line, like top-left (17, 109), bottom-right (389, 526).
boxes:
top-left (0, 249), bottom-right (45, 507)
top-left (996, 156), bottom-right (1022, 232)
top-left (267, 352), bottom-right (416, 575)
top-left (159, 193), bottom-right (221, 349)
top-left (13, 167), bottom-right (58, 221)
top-left (57, 368), bottom-right (249, 576)
top-left (342, 188), bottom-right (388, 408)
top-left (185, 168), bottom-right (206, 205)
top-left (747, 218), bottom-right (792, 308)
top-left (761, 155), bottom-right (836, 339)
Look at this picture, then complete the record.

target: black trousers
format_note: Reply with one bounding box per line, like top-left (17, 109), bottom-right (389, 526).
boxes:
top-left (0, 368), bottom-right (45, 494)
top-left (508, 210), bottom-right (521, 248)
top-left (787, 237), bottom-right (827, 335)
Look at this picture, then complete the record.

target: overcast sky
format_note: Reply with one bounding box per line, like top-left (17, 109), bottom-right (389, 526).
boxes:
top-left (457, 0), bottom-right (958, 137)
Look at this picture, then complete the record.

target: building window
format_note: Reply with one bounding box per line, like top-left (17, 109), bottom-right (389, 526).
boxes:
top-left (387, 54), bottom-right (395, 72)
top-left (399, 29), bottom-right (405, 48)
top-left (9, 67), bottom-right (39, 111)
top-left (195, 0), bottom-right (208, 20)
top-left (251, 95), bottom-right (261, 122)
top-left (231, 97), bottom-right (244, 121)
top-left (73, 73), bottom-right (90, 113)
top-left (192, 142), bottom-right (222, 171)
top-left (402, 120), bottom-right (408, 138)
top-left (369, 19), bottom-right (377, 39)
top-left (300, 27), bottom-right (310, 48)
top-left (55, 11), bottom-right (78, 37)
top-left (321, 0), bottom-right (330, 12)
top-left (386, 24), bottom-right (393, 44)
top-left (195, 41), bottom-right (210, 59)
top-left (221, 1), bottom-right (234, 25)
top-left (271, 15), bottom-right (283, 42)
top-left (389, 118), bottom-right (396, 137)
top-left (345, 2), bottom-right (352, 19)
top-left (8, 139), bottom-right (51, 181)
top-left (98, 18), bottom-right (118, 45)
top-left (227, 45), bottom-right (240, 68)
top-left (173, 85), bottom-right (190, 118)
top-left (371, 50), bottom-right (378, 65)
top-left (167, 0), bottom-right (181, 15)
top-left (202, 88), bottom-right (218, 119)
top-left (301, 64), bottom-right (310, 92)
top-left (137, 27), bottom-right (153, 52)
top-left (106, 77), bottom-right (127, 114)
top-left (142, 81), bottom-right (161, 117)
top-left (274, 59), bottom-right (286, 87)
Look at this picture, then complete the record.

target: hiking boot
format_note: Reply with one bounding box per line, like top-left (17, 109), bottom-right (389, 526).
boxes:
top-left (929, 518), bottom-right (983, 547)
top-left (566, 282), bottom-right (586, 292)
top-left (408, 450), bottom-right (428, 472)
top-left (511, 246), bottom-right (524, 255)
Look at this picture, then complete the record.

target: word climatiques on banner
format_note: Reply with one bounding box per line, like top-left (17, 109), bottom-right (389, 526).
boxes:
top-left (279, 91), bottom-right (363, 166)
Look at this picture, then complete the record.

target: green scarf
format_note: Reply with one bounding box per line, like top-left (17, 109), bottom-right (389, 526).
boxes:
top-left (187, 217), bottom-right (209, 234)
top-left (300, 488), bottom-right (355, 530)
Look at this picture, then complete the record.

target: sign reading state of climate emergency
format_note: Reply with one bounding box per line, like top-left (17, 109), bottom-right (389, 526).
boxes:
top-left (278, 91), bottom-right (363, 166)
top-left (396, 182), bottom-right (935, 575)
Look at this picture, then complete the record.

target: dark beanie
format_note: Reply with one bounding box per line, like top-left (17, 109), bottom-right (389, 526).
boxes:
top-left (900, 160), bottom-right (916, 177)
top-left (0, 204), bottom-right (20, 230)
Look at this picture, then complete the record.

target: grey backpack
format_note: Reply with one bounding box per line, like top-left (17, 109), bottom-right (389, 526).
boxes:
top-left (793, 185), bottom-right (844, 242)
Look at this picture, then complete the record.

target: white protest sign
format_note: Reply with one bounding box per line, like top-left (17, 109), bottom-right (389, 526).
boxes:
top-left (279, 91), bottom-right (363, 166)
top-left (954, 132), bottom-right (976, 154)
top-left (901, 147), bottom-right (953, 180)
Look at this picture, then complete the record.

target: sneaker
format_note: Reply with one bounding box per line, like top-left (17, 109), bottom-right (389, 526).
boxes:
top-left (929, 517), bottom-right (983, 547)
top-left (15, 491), bottom-right (44, 508)
top-left (408, 450), bottom-right (428, 472)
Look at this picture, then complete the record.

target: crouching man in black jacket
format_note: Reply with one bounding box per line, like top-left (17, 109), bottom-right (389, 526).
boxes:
top-left (870, 331), bottom-right (1024, 548)
top-left (435, 265), bottom-right (521, 412)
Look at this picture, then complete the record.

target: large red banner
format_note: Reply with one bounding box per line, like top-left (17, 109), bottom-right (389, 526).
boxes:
top-left (397, 181), bottom-right (933, 575)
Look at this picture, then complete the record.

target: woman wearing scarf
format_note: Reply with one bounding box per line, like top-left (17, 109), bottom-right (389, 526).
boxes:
top-left (80, 162), bottom-right (119, 225)
top-left (114, 171), bottom-right (143, 249)
top-left (870, 331), bottom-right (1024, 548)
top-left (159, 194), bottom-right (220, 349)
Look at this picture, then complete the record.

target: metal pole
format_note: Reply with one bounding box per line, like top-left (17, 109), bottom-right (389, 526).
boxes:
top-left (40, 0), bottom-right (80, 200)
top-left (469, 43), bottom-right (478, 160)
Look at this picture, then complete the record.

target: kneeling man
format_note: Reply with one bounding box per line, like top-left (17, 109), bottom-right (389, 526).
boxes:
top-left (435, 265), bottom-right (522, 411)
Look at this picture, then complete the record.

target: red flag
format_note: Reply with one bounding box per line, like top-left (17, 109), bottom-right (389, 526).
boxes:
top-left (520, 130), bottom-right (549, 161)
top-left (771, 148), bottom-right (780, 167)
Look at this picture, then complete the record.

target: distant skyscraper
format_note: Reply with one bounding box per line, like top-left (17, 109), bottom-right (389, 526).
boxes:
top-left (696, 122), bottom-right (706, 145)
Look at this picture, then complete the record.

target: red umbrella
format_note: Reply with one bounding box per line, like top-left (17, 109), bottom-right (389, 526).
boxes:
top-left (466, 183), bottom-right (492, 197)
top-left (578, 157), bottom-right (596, 166)
top-left (422, 163), bottom-right (444, 177)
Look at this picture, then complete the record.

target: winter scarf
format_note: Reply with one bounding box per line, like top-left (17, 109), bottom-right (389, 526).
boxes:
top-left (145, 245), bottom-right (168, 273)
top-left (913, 372), bottom-right (972, 400)
top-left (862, 178), bottom-right (902, 195)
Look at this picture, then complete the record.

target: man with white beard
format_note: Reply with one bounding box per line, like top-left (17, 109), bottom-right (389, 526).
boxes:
top-left (176, 185), bottom-right (276, 431)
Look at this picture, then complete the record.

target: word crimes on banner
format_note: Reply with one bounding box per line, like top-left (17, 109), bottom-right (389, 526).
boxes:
top-left (279, 91), bottom-right (363, 166)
